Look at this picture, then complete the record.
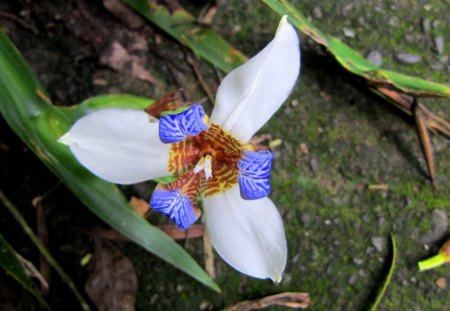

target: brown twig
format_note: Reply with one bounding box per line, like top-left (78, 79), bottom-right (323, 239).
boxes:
top-left (223, 292), bottom-right (310, 311)
top-left (79, 224), bottom-right (204, 241)
top-left (0, 10), bottom-right (39, 34)
top-left (203, 230), bottom-right (216, 279)
top-left (184, 49), bottom-right (216, 105)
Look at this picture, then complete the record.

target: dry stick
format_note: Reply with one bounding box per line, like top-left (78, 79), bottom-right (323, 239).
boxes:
top-left (373, 86), bottom-right (448, 183)
top-left (413, 100), bottom-right (436, 185)
top-left (0, 10), bottom-right (39, 34)
top-left (184, 49), bottom-right (216, 105)
top-left (0, 190), bottom-right (91, 311)
top-left (203, 230), bottom-right (216, 279)
top-left (32, 183), bottom-right (60, 294)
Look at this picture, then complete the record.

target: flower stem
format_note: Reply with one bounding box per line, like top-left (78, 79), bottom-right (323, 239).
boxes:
top-left (418, 254), bottom-right (445, 271)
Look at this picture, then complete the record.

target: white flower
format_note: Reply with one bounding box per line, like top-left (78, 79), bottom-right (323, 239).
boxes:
top-left (59, 16), bottom-right (300, 282)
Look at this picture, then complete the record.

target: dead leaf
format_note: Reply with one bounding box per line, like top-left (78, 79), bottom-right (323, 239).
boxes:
top-left (100, 40), bottom-right (155, 83)
top-left (203, 231), bottom-right (215, 279)
top-left (81, 224), bottom-right (204, 241)
top-left (15, 252), bottom-right (49, 292)
top-left (223, 292), bottom-right (310, 311)
top-left (129, 196), bottom-right (148, 216)
top-left (413, 102), bottom-right (436, 184)
top-left (103, 0), bottom-right (145, 29)
top-left (145, 89), bottom-right (189, 117)
top-left (85, 239), bottom-right (137, 311)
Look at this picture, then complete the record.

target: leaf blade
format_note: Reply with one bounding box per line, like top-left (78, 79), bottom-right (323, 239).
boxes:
top-left (0, 30), bottom-right (219, 292)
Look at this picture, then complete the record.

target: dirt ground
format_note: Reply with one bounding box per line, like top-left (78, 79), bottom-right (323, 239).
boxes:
top-left (0, 0), bottom-right (449, 310)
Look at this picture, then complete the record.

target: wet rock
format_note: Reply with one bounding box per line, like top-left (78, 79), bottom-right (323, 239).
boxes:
top-left (395, 52), bottom-right (422, 64)
top-left (313, 6), bottom-right (323, 19)
top-left (434, 36), bottom-right (444, 54)
top-left (343, 27), bottom-right (355, 38)
top-left (371, 236), bottom-right (386, 252)
top-left (366, 50), bottom-right (383, 66)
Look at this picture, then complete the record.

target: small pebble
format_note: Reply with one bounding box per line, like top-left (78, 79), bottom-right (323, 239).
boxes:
top-left (313, 6), bottom-right (323, 19)
top-left (353, 258), bottom-right (364, 265)
top-left (342, 3), bottom-right (353, 15)
top-left (300, 213), bottom-right (311, 225)
top-left (389, 16), bottom-right (399, 27)
top-left (377, 216), bottom-right (386, 228)
top-left (366, 50), bottom-right (383, 66)
top-left (199, 301), bottom-right (213, 311)
top-left (309, 157), bottom-right (319, 173)
top-left (371, 236), bottom-right (386, 252)
top-left (436, 278), bottom-right (446, 290)
top-left (422, 18), bottom-right (431, 32)
top-left (395, 52), bottom-right (422, 64)
top-left (434, 36), bottom-right (444, 54)
top-left (343, 27), bottom-right (355, 38)
top-left (348, 274), bottom-right (358, 285)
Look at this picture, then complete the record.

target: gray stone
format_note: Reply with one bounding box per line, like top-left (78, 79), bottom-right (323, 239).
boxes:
top-left (395, 52), bottom-right (422, 64)
top-left (434, 36), bottom-right (444, 55)
top-left (367, 50), bottom-right (383, 66)
top-left (371, 236), bottom-right (386, 252)
top-left (313, 6), bottom-right (323, 19)
top-left (343, 27), bottom-right (355, 38)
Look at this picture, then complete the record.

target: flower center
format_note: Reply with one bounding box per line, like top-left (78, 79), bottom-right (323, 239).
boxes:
top-left (150, 104), bottom-right (273, 229)
top-left (168, 124), bottom-right (245, 197)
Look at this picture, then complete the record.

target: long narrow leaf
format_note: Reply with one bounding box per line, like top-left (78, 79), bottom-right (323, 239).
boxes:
top-left (0, 234), bottom-right (50, 310)
top-left (121, 0), bottom-right (247, 73)
top-left (0, 30), bottom-right (219, 292)
top-left (264, 0), bottom-right (450, 97)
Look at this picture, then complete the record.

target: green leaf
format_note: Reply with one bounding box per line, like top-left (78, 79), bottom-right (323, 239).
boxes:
top-left (0, 234), bottom-right (50, 309)
top-left (0, 30), bottom-right (219, 292)
top-left (264, 0), bottom-right (450, 97)
top-left (121, 0), bottom-right (247, 73)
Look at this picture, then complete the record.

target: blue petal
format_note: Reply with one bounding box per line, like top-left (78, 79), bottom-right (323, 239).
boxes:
top-left (159, 105), bottom-right (208, 143)
top-left (238, 150), bottom-right (272, 200)
top-left (150, 189), bottom-right (199, 229)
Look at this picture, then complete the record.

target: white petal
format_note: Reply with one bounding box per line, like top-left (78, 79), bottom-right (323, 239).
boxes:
top-left (60, 108), bottom-right (171, 184)
top-left (210, 16), bottom-right (301, 142)
top-left (203, 185), bottom-right (287, 281)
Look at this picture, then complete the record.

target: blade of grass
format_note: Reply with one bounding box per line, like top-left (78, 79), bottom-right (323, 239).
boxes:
top-left (121, 0), bottom-right (247, 73)
top-left (0, 234), bottom-right (50, 310)
top-left (0, 191), bottom-right (89, 310)
top-left (370, 235), bottom-right (397, 311)
top-left (0, 30), bottom-right (219, 292)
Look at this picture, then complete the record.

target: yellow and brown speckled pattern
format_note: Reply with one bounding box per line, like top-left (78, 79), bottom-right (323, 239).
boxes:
top-left (168, 124), bottom-right (244, 197)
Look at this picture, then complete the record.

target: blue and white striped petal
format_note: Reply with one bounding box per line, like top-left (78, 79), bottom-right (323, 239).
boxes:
top-left (150, 188), bottom-right (199, 230)
top-left (159, 104), bottom-right (208, 143)
top-left (237, 150), bottom-right (272, 200)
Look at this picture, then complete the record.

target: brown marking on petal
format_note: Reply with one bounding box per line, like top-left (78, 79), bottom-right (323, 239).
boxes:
top-left (159, 171), bottom-right (202, 207)
top-left (168, 124), bottom-right (244, 197)
top-left (168, 140), bottom-right (200, 175)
